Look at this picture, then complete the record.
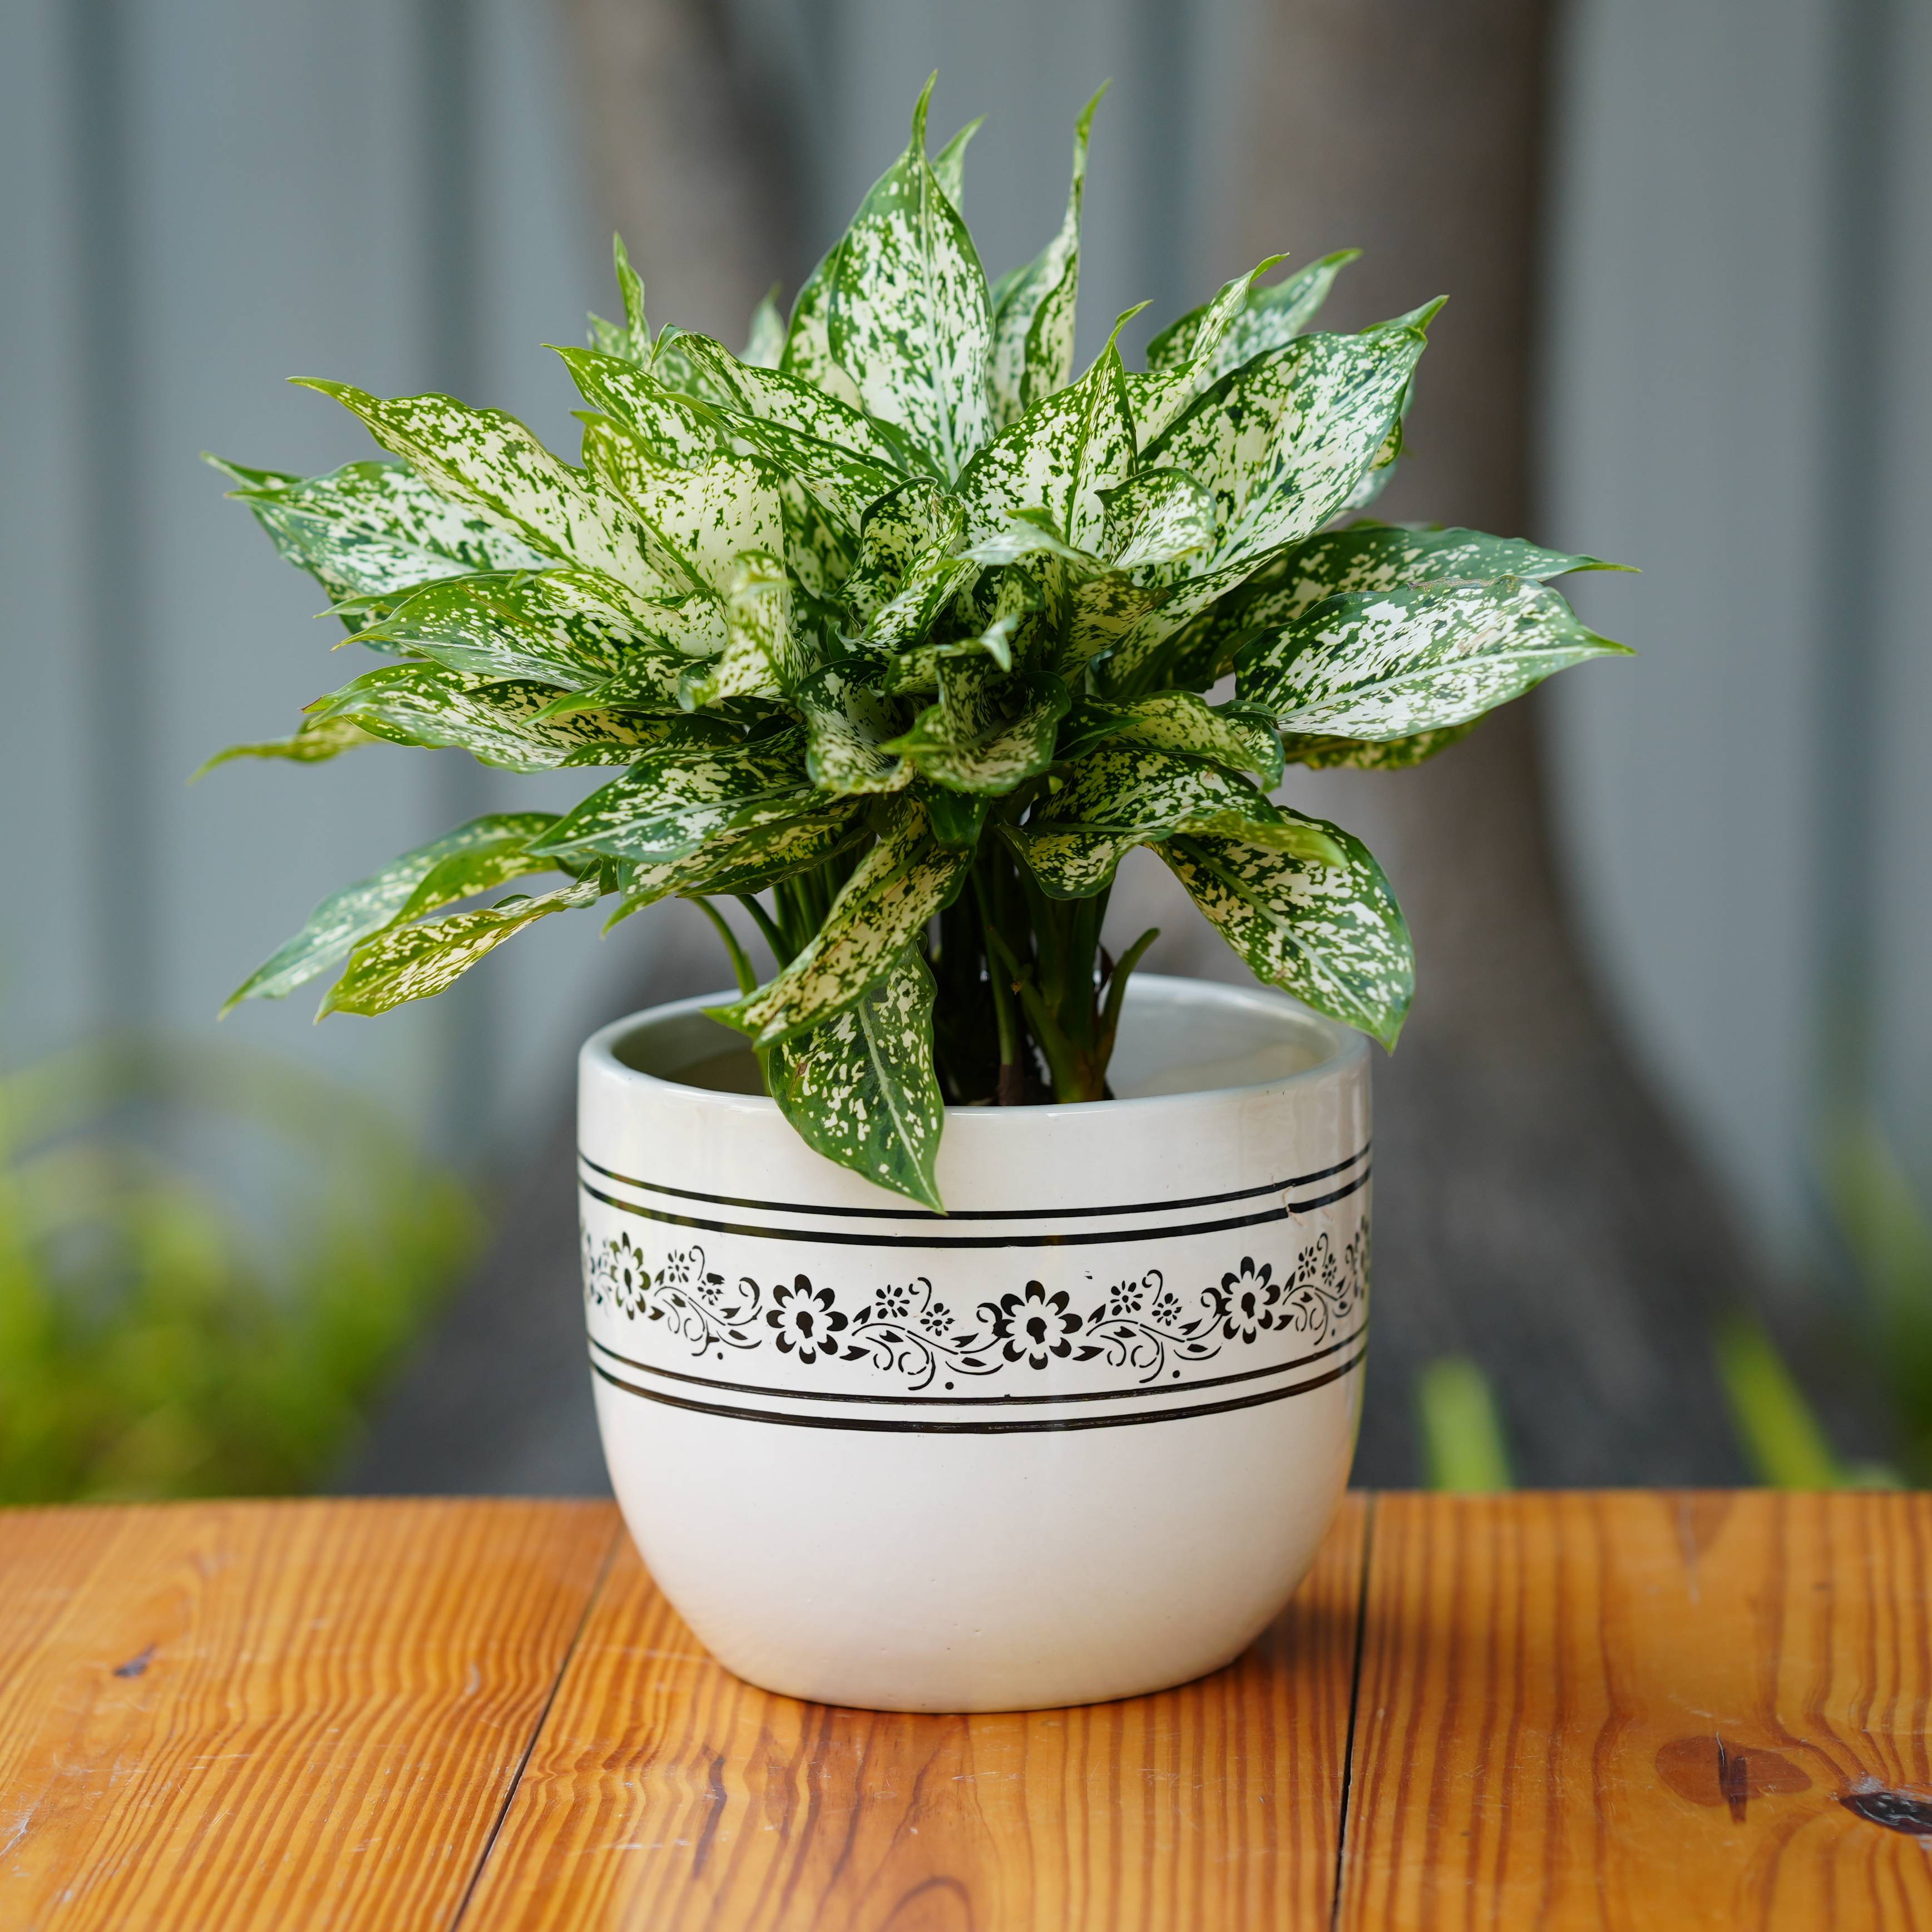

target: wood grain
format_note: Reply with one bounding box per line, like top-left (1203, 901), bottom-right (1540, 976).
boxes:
top-left (0, 1498), bottom-right (617, 1931)
top-left (1337, 1491), bottom-right (1932, 1930)
top-left (459, 1495), bottom-right (1370, 1932)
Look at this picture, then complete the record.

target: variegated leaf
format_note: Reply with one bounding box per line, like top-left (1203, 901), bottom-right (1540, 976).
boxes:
top-left (884, 669), bottom-right (1070, 795)
top-left (987, 87), bottom-right (1102, 428)
top-left (223, 812), bottom-right (560, 1011)
top-left (881, 610), bottom-right (1018, 696)
top-left (196, 714), bottom-right (376, 775)
top-left (305, 665), bottom-right (666, 772)
top-left (957, 314), bottom-right (1139, 555)
top-left (321, 877), bottom-right (604, 1018)
top-left (930, 117), bottom-right (984, 213)
top-left (827, 77), bottom-right (994, 480)
top-left (767, 948), bottom-right (945, 1209)
top-left (798, 663), bottom-right (913, 795)
top-left (780, 244), bottom-right (866, 411)
top-left (299, 381), bottom-right (674, 600)
top-left (1162, 826), bottom-right (1412, 1048)
top-left (744, 288), bottom-right (786, 368)
top-left (580, 429), bottom-right (783, 594)
top-left (712, 801), bottom-right (970, 1047)
top-left (606, 806), bottom-right (864, 917)
top-left (685, 552), bottom-right (806, 705)
top-left (1098, 466), bottom-right (1218, 571)
top-left (842, 480), bottom-right (966, 626)
top-left (1281, 720), bottom-right (1480, 769)
top-left (1147, 250), bottom-right (1357, 384)
top-left (1088, 552), bottom-right (1274, 694)
top-left (555, 345), bottom-right (737, 469)
top-left (1059, 691), bottom-right (1283, 787)
top-left (1006, 747), bottom-right (1341, 898)
top-left (673, 334), bottom-right (916, 480)
top-left (1144, 309), bottom-right (1435, 571)
top-left (1126, 255), bottom-right (1283, 447)
top-left (345, 568), bottom-right (684, 691)
top-left (208, 456), bottom-right (547, 613)
top-left (862, 548), bottom-right (977, 651)
top-left (531, 729), bottom-right (814, 862)
top-left (586, 233), bottom-right (651, 364)
top-left (1238, 577), bottom-right (1629, 739)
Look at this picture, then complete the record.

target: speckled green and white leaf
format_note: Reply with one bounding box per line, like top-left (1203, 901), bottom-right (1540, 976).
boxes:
top-left (1148, 251), bottom-right (1359, 394)
top-left (305, 665), bottom-right (665, 772)
top-left (862, 548), bottom-right (977, 651)
top-left (957, 325), bottom-right (1137, 554)
top-left (223, 812), bottom-right (560, 1011)
top-left (1239, 522), bottom-right (1615, 632)
top-left (607, 805), bottom-right (864, 916)
top-left (684, 552), bottom-right (804, 704)
top-left (345, 568), bottom-right (670, 689)
top-left (1127, 256), bottom-right (1283, 446)
top-left (780, 245), bottom-right (866, 412)
top-left (210, 456), bottom-right (547, 612)
top-left (1238, 578), bottom-right (1629, 739)
top-left (585, 234), bottom-right (652, 364)
top-left (880, 610), bottom-right (1018, 696)
top-left (987, 88), bottom-right (1101, 429)
top-left (674, 334), bottom-right (916, 480)
top-left (885, 669), bottom-right (1070, 795)
top-left (713, 801), bottom-right (970, 1047)
top-left (555, 346), bottom-right (738, 469)
top-left (391, 837), bottom-right (580, 926)
top-left (842, 480), bottom-right (966, 625)
top-left (1098, 466), bottom-right (1218, 571)
top-left (530, 729), bottom-right (814, 862)
top-left (931, 116), bottom-right (984, 214)
top-left (196, 713), bottom-right (377, 776)
top-left (300, 381), bottom-right (674, 600)
top-left (766, 949), bottom-right (945, 1208)
top-left (798, 664), bottom-right (915, 795)
top-left (1161, 827), bottom-right (1412, 1048)
top-left (526, 646), bottom-right (701, 720)
top-left (827, 78), bottom-right (993, 480)
top-left (1006, 747), bottom-right (1341, 898)
top-left (744, 289), bottom-right (786, 368)
top-left (1144, 314), bottom-right (1431, 571)
top-left (320, 877), bottom-right (604, 1019)
top-left (960, 513), bottom-right (1100, 574)
top-left (1058, 692), bottom-right (1283, 786)
top-left (1280, 719), bottom-right (1480, 770)
top-left (1087, 552), bottom-right (1272, 694)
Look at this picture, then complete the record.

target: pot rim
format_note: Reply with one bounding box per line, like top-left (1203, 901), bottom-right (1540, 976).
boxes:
top-left (582, 971), bottom-right (1367, 1127)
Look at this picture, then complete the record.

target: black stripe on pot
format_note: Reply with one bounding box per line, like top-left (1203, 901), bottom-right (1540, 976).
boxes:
top-left (586, 1327), bottom-right (1364, 1409)
top-left (576, 1165), bottom-right (1371, 1251)
top-left (590, 1347), bottom-right (1366, 1434)
top-left (575, 1144), bottom-right (1371, 1224)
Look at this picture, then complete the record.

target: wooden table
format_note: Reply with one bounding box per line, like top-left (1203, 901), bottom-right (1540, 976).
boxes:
top-left (3, 1494), bottom-right (1929, 1928)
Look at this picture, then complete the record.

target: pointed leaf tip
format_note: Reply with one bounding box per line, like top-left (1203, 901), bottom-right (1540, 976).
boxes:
top-left (912, 72), bottom-right (937, 150)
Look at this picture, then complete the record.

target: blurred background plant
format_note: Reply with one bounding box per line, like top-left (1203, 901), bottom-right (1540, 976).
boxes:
top-left (0, 1034), bottom-right (475, 1501)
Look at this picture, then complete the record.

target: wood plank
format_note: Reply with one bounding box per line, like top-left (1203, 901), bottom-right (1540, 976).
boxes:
top-left (1337, 1491), bottom-right (1932, 1930)
top-left (0, 1498), bottom-right (617, 1931)
top-left (461, 1494), bottom-right (1370, 1931)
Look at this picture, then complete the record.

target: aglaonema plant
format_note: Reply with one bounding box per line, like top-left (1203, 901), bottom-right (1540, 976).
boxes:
top-left (206, 80), bottom-right (1625, 1209)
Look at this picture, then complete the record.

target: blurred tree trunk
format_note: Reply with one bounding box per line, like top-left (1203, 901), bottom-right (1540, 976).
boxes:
top-left (1221, 0), bottom-right (1757, 1480)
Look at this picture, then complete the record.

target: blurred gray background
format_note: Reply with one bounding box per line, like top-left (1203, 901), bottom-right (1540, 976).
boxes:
top-left (3, 0), bottom-right (1926, 1490)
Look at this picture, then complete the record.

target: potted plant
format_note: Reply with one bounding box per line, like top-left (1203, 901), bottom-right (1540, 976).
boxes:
top-left (207, 81), bottom-right (1620, 1711)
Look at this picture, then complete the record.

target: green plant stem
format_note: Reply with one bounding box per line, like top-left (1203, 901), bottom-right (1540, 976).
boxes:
top-left (734, 893), bottom-right (793, 971)
top-left (970, 870), bottom-right (1026, 1103)
top-left (690, 898), bottom-right (757, 997)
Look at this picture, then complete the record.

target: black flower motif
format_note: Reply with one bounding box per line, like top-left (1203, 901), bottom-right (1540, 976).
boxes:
top-left (1220, 1256), bottom-right (1278, 1343)
top-left (1107, 1276), bottom-right (1148, 1319)
top-left (660, 1247), bottom-right (700, 1287)
top-left (875, 1281), bottom-right (916, 1322)
top-left (988, 1280), bottom-right (1083, 1369)
top-left (919, 1300), bottom-right (953, 1336)
top-left (1150, 1284), bottom-right (1184, 1326)
top-left (765, 1274), bottom-right (848, 1364)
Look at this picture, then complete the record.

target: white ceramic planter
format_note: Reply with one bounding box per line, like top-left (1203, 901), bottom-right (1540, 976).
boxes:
top-left (579, 972), bottom-right (1368, 1713)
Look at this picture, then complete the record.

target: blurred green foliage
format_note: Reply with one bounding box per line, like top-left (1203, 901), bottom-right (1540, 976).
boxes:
top-left (0, 1036), bottom-right (477, 1501)
top-left (1416, 1355), bottom-right (1515, 1491)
